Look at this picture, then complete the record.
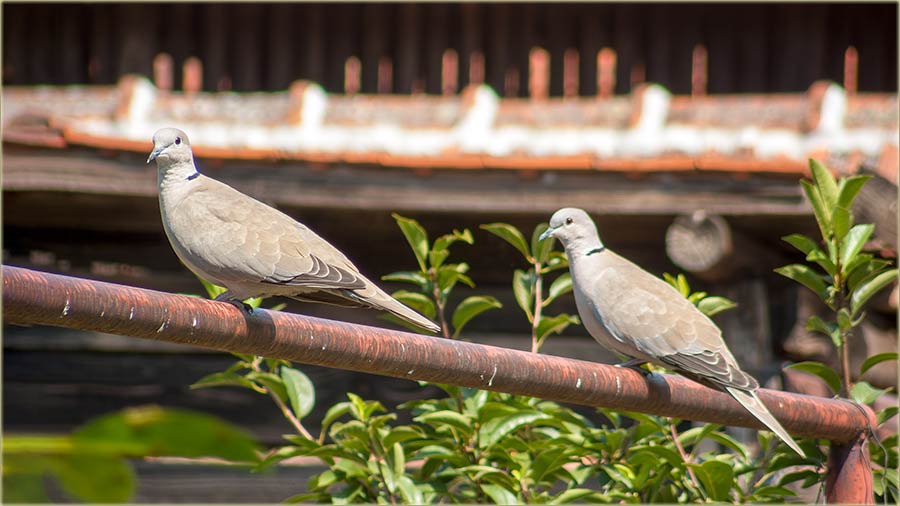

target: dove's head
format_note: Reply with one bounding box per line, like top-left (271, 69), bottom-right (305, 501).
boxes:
top-left (148, 128), bottom-right (193, 166)
top-left (540, 208), bottom-right (603, 252)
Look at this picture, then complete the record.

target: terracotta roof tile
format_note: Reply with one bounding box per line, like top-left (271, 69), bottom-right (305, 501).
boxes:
top-left (3, 77), bottom-right (897, 179)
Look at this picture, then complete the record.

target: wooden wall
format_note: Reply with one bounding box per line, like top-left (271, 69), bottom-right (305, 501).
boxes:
top-left (3, 3), bottom-right (897, 95)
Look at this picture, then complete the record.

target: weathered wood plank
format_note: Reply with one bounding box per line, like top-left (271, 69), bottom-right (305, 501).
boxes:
top-left (1, 148), bottom-right (810, 218)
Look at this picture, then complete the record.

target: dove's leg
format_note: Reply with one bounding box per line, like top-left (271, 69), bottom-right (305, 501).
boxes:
top-left (214, 291), bottom-right (254, 314)
top-left (614, 357), bottom-right (651, 376)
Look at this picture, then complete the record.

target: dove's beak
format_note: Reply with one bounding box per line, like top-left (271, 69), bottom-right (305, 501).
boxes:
top-left (147, 146), bottom-right (162, 164)
top-left (539, 226), bottom-right (557, 242)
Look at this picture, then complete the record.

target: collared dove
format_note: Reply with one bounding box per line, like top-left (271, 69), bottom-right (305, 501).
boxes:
top-left (540, 207), bottom-right (805, 457)
top-left (148, 127), bottom-right (440, 333)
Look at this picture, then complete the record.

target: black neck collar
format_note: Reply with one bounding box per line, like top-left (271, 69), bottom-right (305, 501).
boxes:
top-left (186, 172), bottom-right (200, 181)
top-left (586, 246), bottom-right (606, 256)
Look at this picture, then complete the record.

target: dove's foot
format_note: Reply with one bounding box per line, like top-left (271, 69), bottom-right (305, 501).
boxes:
top-left (214, 292), bottom-right (254, 314)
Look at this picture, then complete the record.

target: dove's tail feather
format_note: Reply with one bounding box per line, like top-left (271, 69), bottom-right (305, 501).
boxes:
top-left (374, 296), bottom-right (442, 333)
top-left (344, 289), bottom-right (441, 334)
top-left (726, 387), bottom-right (806, 458)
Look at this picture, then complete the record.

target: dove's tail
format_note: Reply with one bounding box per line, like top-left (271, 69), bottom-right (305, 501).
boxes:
top-left (345, 287), bottom-right (441, 334)
top-left (375, 295), bottom-right (442, 334)
top-left (726, 387), bottom-right (806, 458)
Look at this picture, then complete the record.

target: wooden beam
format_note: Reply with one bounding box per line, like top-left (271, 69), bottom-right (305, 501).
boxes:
top-left (2, 148), bottom-right (811, 218)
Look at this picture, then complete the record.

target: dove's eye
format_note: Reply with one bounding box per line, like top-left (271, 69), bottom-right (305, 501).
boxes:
top-left (565, 217), bottom-right (574, 225)
top-left (175, 137), bottom-right (181, 145)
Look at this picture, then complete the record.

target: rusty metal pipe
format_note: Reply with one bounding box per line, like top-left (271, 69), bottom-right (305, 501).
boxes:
top-left (2, 265), bottom-right (876, 444)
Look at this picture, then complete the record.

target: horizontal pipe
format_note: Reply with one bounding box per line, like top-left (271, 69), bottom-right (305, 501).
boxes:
top-left (2, 265), bottom-right (875, 442)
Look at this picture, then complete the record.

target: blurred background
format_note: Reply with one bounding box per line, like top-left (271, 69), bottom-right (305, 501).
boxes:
top-left (3, 2), bottom-right (898, 502)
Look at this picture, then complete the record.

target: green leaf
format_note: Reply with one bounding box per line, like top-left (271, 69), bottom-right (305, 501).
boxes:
top-left (319, 402), bottom-right (352, 437)
top-left (245, 371), bottom-right (289, 402)
top-left (704, 431), bottom-right (749, 459)
top-left (806, 316), bottom-right (840, 347)
top-left (432, 228), bottom-right (474, 260)
top-left (554, 488), bottom-right (607, 503)
top-left (542, 251), bottom-right (569, 273)
top-left (429, 249), bottom-right (450, 270)
top-left (851, 269), bottom-right (897, 317)
top-left (390, 290), bottom-right (437, 319)
top-left (809, 158), bottom-right (839, 212)
top-left (392, 213), bottom-right (429, 272)
top-left (74, 405), bottom-right (260, 462)
top-left (877, 406), bottom-right (898, 426)
top-left (381, 270), bottom-right (429, 290)
top-left (190, 371), bottom-right (265, 393)
top-left (54, 455), bottom-right (135, 503)
top-left (480, 483), bottom-right (520, 505)
top-left (840, 223), bottom-right (874, 270)
top-left (801, 179), bottom-right (832, 241)
top-left (782, 233), bottom-right (822, 255)
top-left (281, 367), bottom-right (315, 420)
top-left (451, 295), bottom-right (502, 338)
top-left (2, 470), bottom-right (51, 503)
top-left (437, 263), bottom-right (475, 296)
top-left (861, 352), bottom-right (899, 376)
top-left (775, 264), bottom-right (827, 299)
top-left (383, 426), bottom-right (423, 448)
top-left (751, 485), bottom-right (798, 499)
top-left (532, 448), bottom-right (575, 483)
top-left (850, 381), bottom-right (887, 405)
top-left (837, 308), bottom-right (853, 332)
top-left (836, 174), bottom-right (872, 209)
top-left (688, 460), bottom-right (734, 502)
top-left (786, 362), bottom-right (841, 395)
top-left (848, 259), bottom-right (892, 292)
top-left (481, 222), bottom-right (532, 261)
top-left (531, 222), bottom-right (555, 264)
top-left (778, 469), bottom-right (821, 487)
top-left (479, 411), bottom-right (551, 449)
top-left (513, 269), bottom-right (534, 320)
top-left (832, 205), bottom-right (853, 240)
top-left (697, 296), bottom-right (737, 317)
top-left (543, 273), bottom-right (573, 307)
top-left (414, 410), bottom-right (473, 434)
top-left (333, 457), bottom-right (369, 479)
top-left (198, 276), bottom-right (227, 299)
top-left (806, 248), bottom-right (838, 276)
top-left (662, 273), bottom-right (691, 297)
top-left (389, 442), bottom-right (405, 485)
top-left (535, 313), bottom-right (579, 343)
top-left (396, 475), bottom-right (424, 504)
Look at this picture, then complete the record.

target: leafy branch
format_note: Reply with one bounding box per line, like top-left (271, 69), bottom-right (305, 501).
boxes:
top-left (481, 222), bottom-right (579, 353)
top-left (385, 213), bottom-right (501, 339)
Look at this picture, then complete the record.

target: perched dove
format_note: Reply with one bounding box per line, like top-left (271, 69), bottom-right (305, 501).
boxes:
top-left (148, 127), bottom-right (440, 333)
top-left (540, 208), bottom-right (805, 457)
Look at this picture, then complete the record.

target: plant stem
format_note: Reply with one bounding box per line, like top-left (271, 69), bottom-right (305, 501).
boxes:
top-left (839, 329), bottom-right (853, 398)
top-left (669, 420), bottom-right (703, 494)
top-left (369, 434), bottom-right (397, 505)
top-left (250, 359), bottom-right (313, 440)
top-left (835, 273), bottom-right (853, 398)
top-left (431, 272), bottom-right (451, 339)
top-left (266, 384), bottom-right (314, 440)
top-left (531, 262), bottom-right (544, 354)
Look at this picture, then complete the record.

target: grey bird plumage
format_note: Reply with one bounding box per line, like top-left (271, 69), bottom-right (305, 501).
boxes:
top-left (149, 127), bottom-right (440, 333)
top-left (541, 207), bottom-right (805, 457)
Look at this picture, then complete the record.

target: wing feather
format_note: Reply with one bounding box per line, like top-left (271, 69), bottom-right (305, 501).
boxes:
top-left (592, 255), bottom-right (757, 391)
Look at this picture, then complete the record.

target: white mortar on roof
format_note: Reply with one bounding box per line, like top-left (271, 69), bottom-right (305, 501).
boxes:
top-left (455, 85), bottom-right (499, 152)
top-left (124, 77), bottom-right (156, 125)
top-left (816, 83), bottom-right (846, 134)
top-left (300, 83), bottom-right (327, 132)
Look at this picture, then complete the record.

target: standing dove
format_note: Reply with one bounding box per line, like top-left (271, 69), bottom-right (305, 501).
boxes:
top-left (540, 208), bottom-right (805, 457)
top-left (148, 127), bottom-right (440, 333)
